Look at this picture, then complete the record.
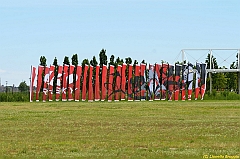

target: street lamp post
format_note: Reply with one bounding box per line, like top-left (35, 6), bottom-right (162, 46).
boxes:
top-left (5, 81), bottom-right (8, 102)
top-left (6, 81), bottom-right (8, 93)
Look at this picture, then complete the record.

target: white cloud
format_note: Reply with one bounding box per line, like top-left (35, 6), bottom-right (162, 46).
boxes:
top-left (0, 69), bottom-right (6, 73)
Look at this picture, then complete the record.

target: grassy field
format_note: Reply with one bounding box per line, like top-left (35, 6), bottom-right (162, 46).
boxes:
top-left (0, 101), bottom-right (239, 159)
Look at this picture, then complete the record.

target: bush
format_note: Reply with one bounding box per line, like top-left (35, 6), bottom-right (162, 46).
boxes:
top-left (1, 91), bottom-right (240, 102)
top-left (212, 89), bottom-right (217, 97)
top-left (204, 90), bottom-right (240, 100)
top-left (221, 90), bottom-right (229, 97)
top-left (0, 92), bottom-right (29, 102)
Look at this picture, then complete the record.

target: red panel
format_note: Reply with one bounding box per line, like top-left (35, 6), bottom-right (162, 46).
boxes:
top-left (68, 65), bottom-right (75, 101)
top-left (88, 65), bottom-right (93, 102)
top-left (48, 65), bottom-right (55, 101)
top-left (42, 66), bottom-right (49, 102)
top-left (36, 65), bottom-right (44, 102)
top-left (82, 65), bottom-right (88, 101)
top-left (128, 64), bottom-right (133, 101)
top-left (95, 65), bottom-right (100, 101)
top-left (114, 65), bottom-right (121, 101)
top-left (121, 64), bottom-right (126, 100)
top-left (101, 65), bottom-right (107, 101)
top-left (167, 65), bottom-right (174, 101)
top-left (62, 65), bottom-right (69, 101)
top-left (108, 65), bottom-right (114, 101)
top-left (134, 65), bottom-right (140, 101)
top-left (161, 64), bottom-right (168, 100)
top-left (174, 64), bottom-right (181, 101)
top-left (75, 66), bottom-right (82, 101)
top-left (55, 65), bottom-right (63, 101)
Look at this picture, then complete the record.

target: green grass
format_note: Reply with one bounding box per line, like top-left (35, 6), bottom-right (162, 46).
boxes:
top-left (0, 101), bottom-right (239, 159)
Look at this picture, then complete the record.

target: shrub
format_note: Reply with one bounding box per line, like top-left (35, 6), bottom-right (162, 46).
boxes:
top-left (0, 92), bottom-right (29, 102)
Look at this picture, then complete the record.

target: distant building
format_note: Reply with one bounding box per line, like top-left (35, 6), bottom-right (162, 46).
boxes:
top-left (0, 85), bottom-right (5, 92)
top-left (0, 85), bottom-right (20, 93)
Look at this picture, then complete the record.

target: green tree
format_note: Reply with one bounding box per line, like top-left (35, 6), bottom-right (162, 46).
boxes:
top-left (40, 56), bottom-right (47, 66)
top-left (132, 60), bottom-right (139, 77)
top-left (141, 60), bottom-right (146, 64)
top-left (62, 56), bottom-right (70, 92)
top-left (115, 57), bottom-right (123, 66)
top-left (112, 57), bottom-right (123, 89)
top-left (81, 59), bottom-right (90, 79)
top-left (226, 61), bottom-right (238, 91)
top-left (71, 54), bottom-right (78, 90)
top-left (63, 56), bottom-right (70, 65)
top-left (81, 59), bottom-right (90, 68)
top-left (90, 56), bottom-right (98, 88)
top-left (133, 60), bottom-right (138, 67)
top-left (53, 57), bottom-right (58, 68)
top-left (109, 55), bottom-right (115, 66)
top-left (125, 57), bottom-right (133, 82)
top-left (81, 59), bottom-right (90, 90)
top-left (90, 56), bottom-right (98, 67)
top-left (175, 60), bottom-right (186, 65)
top-left (99, 49), bottom-right (107, 89)
top-left (205, 54), bottom-right (218, 91)
top-left (18, 81), bottom-right (29, 92)
top-left (205, 53), bottom-right (218, 69)
top-left (161, 60), bottom-right (168, 64)
top-left (99, 49), bottom-right (108, 67)
top-left (53, 57), bottom-right (58, 93)
top-left (125, 57), bottom-right (132, 65)
top-left (121, 59), bottom-right (124, 64)
top-left (214, 72), bottom-right (227, 90)
top-left (230, 53), bottom-right (239, 69)
top-left (71, 54), bottom-right (78, 66)
top-left (108, 55), bottom-right (115, 92)
top-left (39, 56), bottom-right (47, 91)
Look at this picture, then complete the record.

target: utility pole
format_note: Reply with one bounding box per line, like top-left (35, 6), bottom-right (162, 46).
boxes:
top-left (209, 50), bottom-right (212, 94)
top-left (6, 81), bottom-right (8, 93)
top-left (12, 84), bottom-right (14, 94)
top-left (182, 50), bottom-right (185, 64)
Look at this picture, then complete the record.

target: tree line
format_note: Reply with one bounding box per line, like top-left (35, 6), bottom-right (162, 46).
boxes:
top-left (38, 49), bottom-right (146, 94)
top-left (205, 54), bottom-right (238, 92)
top-left (37, 49), bottom-right (238, 93)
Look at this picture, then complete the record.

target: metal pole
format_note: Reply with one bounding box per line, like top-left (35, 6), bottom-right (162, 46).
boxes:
top-left (6, 81), bottom-right (7, 93)
top-left (29, 74), bottom-right (31, 102)
top-left (182, 50), bottom-right (185, 64)
top-left (209, 50), bottom-right (212, 93)
top-left (6, 81), bottom-right (8, 102)
top-left (238, 49), bottom-right (240, 94)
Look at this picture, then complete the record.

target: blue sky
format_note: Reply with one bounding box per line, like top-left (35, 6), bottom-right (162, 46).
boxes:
top-left (1, 0), bottom-right (240, 86)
